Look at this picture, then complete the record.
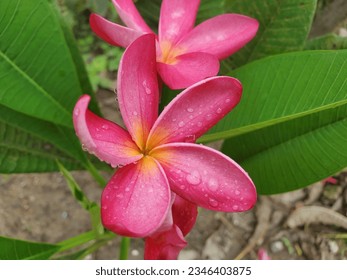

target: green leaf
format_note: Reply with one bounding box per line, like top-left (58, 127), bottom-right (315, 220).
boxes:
top-left (0, 0), bottom-right (101, 173)
top-left (0, 236), bottom-right (60, 260)
top-left (221, 0), bottom-right (317, 71)
top-left (57, 161), bottom-right (92, 210)
top-left (305, 34), bottom-right (347, 50)
top-left (0, 0), bottom-right (82, 126)
top-left (200, 50), bottom-right (347, 194)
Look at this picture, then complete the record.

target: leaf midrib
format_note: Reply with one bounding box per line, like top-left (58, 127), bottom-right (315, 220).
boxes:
top-left (199, 98), bottom-right (347, 143)
top-left (0, 50), bottom-right (71, 127)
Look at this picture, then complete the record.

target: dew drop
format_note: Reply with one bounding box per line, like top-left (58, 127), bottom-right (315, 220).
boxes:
top-left (197, 121), bottom-right (203, 127)
top-left (142, 80), bottom-right (152, 94)
top-left (125, 187), bottom-right (130, 192)
top-left (216, 107), bottom-right (222, 114)
top-left (208, 198), bottom-right (219, 208)
top-left (235, 190), bottom-right (241, 195)
top-left (178, 121), bottom-right (185, 127)
top-left (102, 205), bottom-right (108, 210)
top-left (81, 144), bottom-right (88, 151)
top-left (132, 111), bottom-right (138, 116)
top-left (187, 107), bottom-right (194, 113)
top-left (189, 115), bottom-right (194, 119)
top-left (74, 108), bottom-right (80, 116)
top-left (225, 98), bottom-right (231, 103)
top-left (206, 114), bottom-right (212, 120)
top-left (179, 185), bottom-right (186, 190)
top-left (102, 124), bottom-right (109, 130)
top-left (208, 178), bottom-right (219, 191)
top-left (186, 170), bottom-right (201, 185)
top-left (184, 135), bottom-right (196, 142)
top-left (172, 118), bottom-right (177, 122)
top-left (232, 205), bottom-right (239, 211)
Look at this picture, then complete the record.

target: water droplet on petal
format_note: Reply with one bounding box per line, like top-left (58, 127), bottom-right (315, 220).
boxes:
top-left (187, 107), bottom-right (194, 113)
top-left (74, 108), bottom-right (80, 116)
top-left (179, 185), bottom-right (186, 190)
top-left (216, 107), bottom-right (222, 114)
top-left (206, 114), bottom-right (212, 120)
top-left (178, 121), bottom-right (185, 127)
top-left (208, 178), bottom-right (219, 191)
top-left (81, 144), bottom-right (88, 151)
top-left (142, 80), bottom-right (152, 94)
top-left (125, 187), bottom-right (130, 192)
top-left (232, 205), bottom-right (239, 211)
top-left (184, 135), bottom-right (196, 142)
top-left (235, 190), bottom-right (241, 195)
top-left (186, 170), bottom-right (201, 185)
top-left (133, 111), bottom-right (138, 116)
top-left (208, 198), bottom-right (219, 208)
top-left (225, 98), bottom-right (231, 103)
top-left (189, 115), bottom-right (193, 119)
top-left (172, 118), bottom-right (177, 122)
top-left (197, 121), bottom-right (203, 127)
top-left (102, 124), bottom-right (109, 130)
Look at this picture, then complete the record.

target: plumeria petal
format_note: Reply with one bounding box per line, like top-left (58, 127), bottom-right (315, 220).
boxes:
top-left (159, 0), bottom-right (200, 45)
top-left (118, 34), bottom-right (159, 150)
top-left (144, 225), bottom-right (186, 260)
top-left (151, 143), bottom-right (257, 212)
top-left (258, 248), bottom-right (271, 260)
top-left (73, 95), bottom-right (142, 167)
top-left (112, 0), bottom-right (152, 33)
top-left (172, 195), bottom-right (198, 236)
top-left (90, 14), bottom-right (144, 47)
top-left (101, 157), bottom-right (171, 237)
top-left (157, 52), bottom-right (219, 89)
top-left (146, 77), bottom-right (242, 149)
top-left (178, 14), bottom-right (259, 59)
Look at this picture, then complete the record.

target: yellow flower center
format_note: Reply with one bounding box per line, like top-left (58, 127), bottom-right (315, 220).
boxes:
top-left (158, 41), bottom-right (185, 65)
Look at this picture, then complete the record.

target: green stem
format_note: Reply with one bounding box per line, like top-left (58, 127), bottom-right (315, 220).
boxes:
top-left (119, 237), bottom-right (131, 260)
top-left (57, 231), bottom-right (115, 253)
top-left (84, 160), bottom-right (107, 187)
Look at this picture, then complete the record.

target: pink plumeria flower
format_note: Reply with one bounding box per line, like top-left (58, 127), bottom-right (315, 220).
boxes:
top-left (323, 177), bottom-right (338, 185)
top-left (144, 194), bottom-right (197, 260)
top-left (258, 248), bottom-right (271, 260)
top-left (90, 0), bottom-right (259, 89)
top-left (73, 34), bottom-right (256, 238)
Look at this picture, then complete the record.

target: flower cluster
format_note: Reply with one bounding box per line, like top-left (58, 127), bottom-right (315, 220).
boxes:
top-left (73, 0), bottom-right (258, 259)
top-left (90, 0), bottom-right (258, 89)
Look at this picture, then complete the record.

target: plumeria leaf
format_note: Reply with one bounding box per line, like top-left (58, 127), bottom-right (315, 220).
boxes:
top-left (0, 236), bottom-right (60, 260)
top-left (305, 34), bottom-right (347, 50)
top-left (57, 161), bottom-right (92, 210)
top-left (221, 0), bottom-right (317, 71)
top-left (199, 50), bottom-right (347, 194)
top-left (0, 0), bottom-right (100, 172)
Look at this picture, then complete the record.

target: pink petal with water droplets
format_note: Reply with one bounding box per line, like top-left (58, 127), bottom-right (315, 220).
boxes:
top-left (178, 14), bottom-right (259, 59)
top-left (112, 0), bottom-right (152, 33)
top-left (147, 77), bottom-right (242, 149)
top-left (90, 14), bottom-right (144, 47)
top-left (159, 0), bottom-right (200, 45)
top-left (157, 52), bottom-right (219, 89)
top-left (144, 225), bottom-right (186, 260)
top-left (101, 157), bottom-right (171, 238)
top-left (151, 143), bottom-right (257, 212)
top-left (73, 95), bottom-right (142, 168)
top-left (117, 34), bottom-right (159, 150)
top-left (172, 195), bottom-right (198, 236)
